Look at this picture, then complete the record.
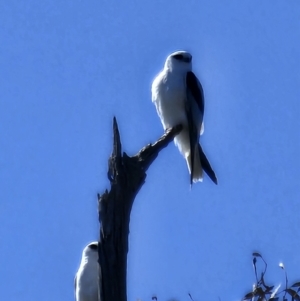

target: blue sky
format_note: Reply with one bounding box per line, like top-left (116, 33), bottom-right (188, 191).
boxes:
top-left (1, 0), bottom-right (300, 300)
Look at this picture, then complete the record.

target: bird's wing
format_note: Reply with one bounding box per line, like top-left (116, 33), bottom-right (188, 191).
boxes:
top-left (185, 71), bottom-right (205, 185)
top-left (186, 71), bottom-right (204, 125)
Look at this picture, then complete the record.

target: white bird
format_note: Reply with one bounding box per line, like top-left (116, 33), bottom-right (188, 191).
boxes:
top-left (152, 50), bottom-right (217, 185)
top-left (75, 241), bottom-right (100, 301)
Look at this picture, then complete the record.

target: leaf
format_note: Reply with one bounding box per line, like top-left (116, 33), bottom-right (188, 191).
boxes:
top-left (292, 282), bottom-right (300, 288)
top-left (285, 289), bottom-right (300, 300)
top-left (265, 285), bottom-right (274, 293)
top-left (269, 298), bottom-right (279, 301)
top-left (253, 252), bottom-right (262, 258)
top-left (270, 284), bottom-right (281, 299)
top-left (188, 293), bottom-right (195, 301)
top-left (243, 292), bottom-right (254, 300)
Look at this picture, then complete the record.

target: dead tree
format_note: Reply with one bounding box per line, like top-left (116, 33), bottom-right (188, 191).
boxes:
top-left (97, 117), bottom-right (182, 301)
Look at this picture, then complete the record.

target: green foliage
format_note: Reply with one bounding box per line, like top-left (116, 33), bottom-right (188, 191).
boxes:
top-left (243, 253), bottom-right (300, 301)
top-left (145, 253), bottom-right (300, 301)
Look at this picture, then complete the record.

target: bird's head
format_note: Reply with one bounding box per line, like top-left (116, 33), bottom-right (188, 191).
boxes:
top-left (164, 50), bottom-right (192, 72)
top-left (82, 241), bottom-right (99, 261)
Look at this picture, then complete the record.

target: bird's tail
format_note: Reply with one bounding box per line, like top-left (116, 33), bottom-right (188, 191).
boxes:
top-left (186, 145), bottom-right (203, 183)
top-left (198, 144), bottom-right (218, 185)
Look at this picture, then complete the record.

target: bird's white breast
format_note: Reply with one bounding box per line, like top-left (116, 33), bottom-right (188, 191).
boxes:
top-left (152, 70), bottom-right (188, 130)
top-left (76, 260), bottom-right (99, 301)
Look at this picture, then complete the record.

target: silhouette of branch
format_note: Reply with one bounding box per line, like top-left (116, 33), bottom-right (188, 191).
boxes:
top-left (97, 117), bottom-right (182, 301)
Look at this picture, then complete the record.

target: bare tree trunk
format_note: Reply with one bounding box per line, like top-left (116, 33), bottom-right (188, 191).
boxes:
top-left (97, 117), bottom-right (182, 301)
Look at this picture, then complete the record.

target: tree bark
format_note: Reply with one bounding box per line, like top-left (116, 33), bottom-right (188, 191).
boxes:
top-left (97, 117), bottom-right (182, 301)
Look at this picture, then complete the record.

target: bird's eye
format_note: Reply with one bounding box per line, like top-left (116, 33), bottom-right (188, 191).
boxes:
top-left (173, 54), bottom-right (184, 60)
top-left (89, 243), bottom-right (98, 250)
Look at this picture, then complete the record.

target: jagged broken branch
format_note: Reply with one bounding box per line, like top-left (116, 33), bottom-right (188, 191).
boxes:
top-left (97, 117), bottom-right (182, 301)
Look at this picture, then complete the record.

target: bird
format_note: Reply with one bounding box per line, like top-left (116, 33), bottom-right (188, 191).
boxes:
top-left (151, 50), bottom-right (217, 185)
top-left (75, 241), bottom-right (100, 301)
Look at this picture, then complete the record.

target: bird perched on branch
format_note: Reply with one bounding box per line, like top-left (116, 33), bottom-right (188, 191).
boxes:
top-left (75, 241), bottom-right (100, 301)
top-left (151, 50), bottom-right (217, 185)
